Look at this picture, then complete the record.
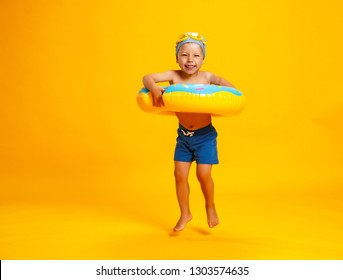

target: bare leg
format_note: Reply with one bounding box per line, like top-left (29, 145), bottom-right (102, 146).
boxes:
top-left (173, 161), bottom-right (193, 231)
top-left (196, 164), bottom-right (220, 228)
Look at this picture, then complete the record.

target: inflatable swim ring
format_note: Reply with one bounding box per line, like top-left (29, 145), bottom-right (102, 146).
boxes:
top-left (136, 84), bottom-right (245, 116)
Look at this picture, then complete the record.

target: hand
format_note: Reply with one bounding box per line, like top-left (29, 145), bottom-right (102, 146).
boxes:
top-left (151, 86), bottom-right (165, 107)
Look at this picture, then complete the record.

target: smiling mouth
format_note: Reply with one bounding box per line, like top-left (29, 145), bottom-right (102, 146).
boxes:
top-left (185, 65), bottom-right (196, 69)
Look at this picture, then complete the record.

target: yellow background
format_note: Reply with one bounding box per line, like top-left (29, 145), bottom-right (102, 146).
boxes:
top-left (1, 0), bottom-right (342, 259)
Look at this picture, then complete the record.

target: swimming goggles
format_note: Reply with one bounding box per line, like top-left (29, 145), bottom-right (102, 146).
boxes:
top-left (176, 32), bottom-right (207, 46)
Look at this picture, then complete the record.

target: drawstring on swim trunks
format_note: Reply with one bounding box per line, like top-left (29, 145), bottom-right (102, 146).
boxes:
top-left (181, 129), bottom-right (194, 137)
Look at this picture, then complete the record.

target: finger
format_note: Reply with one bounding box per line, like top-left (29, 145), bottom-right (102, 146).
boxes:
top-left (153, 96), bottom-right (158, 107)
top-left (156, 97), bottom-right (161, 107)
top-left (159, 90), bottom-right (165, 106)
top-left (158, 93), bottom-right (163, 107)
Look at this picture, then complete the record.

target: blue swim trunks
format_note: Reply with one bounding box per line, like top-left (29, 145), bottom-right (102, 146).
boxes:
top-left (174, 123), bottom-right (219, 164)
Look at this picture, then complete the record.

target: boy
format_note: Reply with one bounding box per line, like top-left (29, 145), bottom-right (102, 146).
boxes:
top-left (142, 32), bottom-right (235, 232)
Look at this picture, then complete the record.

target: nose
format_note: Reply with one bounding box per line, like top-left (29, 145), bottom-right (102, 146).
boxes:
top-left (187, 54), bottom-right (194, 62)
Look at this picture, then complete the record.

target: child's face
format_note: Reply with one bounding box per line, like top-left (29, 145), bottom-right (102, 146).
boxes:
top-left (176, 43), bottom-right (204, 75)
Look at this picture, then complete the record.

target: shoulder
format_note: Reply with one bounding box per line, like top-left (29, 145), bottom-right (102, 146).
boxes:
top-left (197, 71), bottom-right (215, 83)
top-left (144, 70), bottom-right (179, 83)
top-left (201, 72), bottom-right (234, 87)
top-left (168, 70), bottom-right (183, 77)
top-left (168, 70), bottom-right (186, 83)
top-left (201, 71), bottom-right (215, 79)
top-left (167, 70), bottom-right (180, 76)
top-left (158, 70), bottom-right (180, 80)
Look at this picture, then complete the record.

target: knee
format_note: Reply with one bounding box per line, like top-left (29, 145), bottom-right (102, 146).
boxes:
top-left (174, 169), bottom-right (188, 184)
top-left (196, 171), bottom-right (212, 185)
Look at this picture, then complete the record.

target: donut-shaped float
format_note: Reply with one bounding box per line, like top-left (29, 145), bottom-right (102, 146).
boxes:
top-left (136, 84), bottom-right (245, 116)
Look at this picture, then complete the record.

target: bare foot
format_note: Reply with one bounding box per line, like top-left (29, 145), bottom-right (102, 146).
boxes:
top-left (173, 214), bottom-right (192, 232)
top-left (206, 205), bottom-right (220, 228)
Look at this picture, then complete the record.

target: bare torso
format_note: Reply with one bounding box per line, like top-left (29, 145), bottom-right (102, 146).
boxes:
top-left (171, 70), bottom-right (212, 130)
top-left (175, 112), bottom-right (211, 130)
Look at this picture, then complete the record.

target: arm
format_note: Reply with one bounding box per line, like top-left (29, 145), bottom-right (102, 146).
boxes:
top-left (206, 72), bottom-right (235, 88)
top-left (142, 71), bottom-right (175, 107)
